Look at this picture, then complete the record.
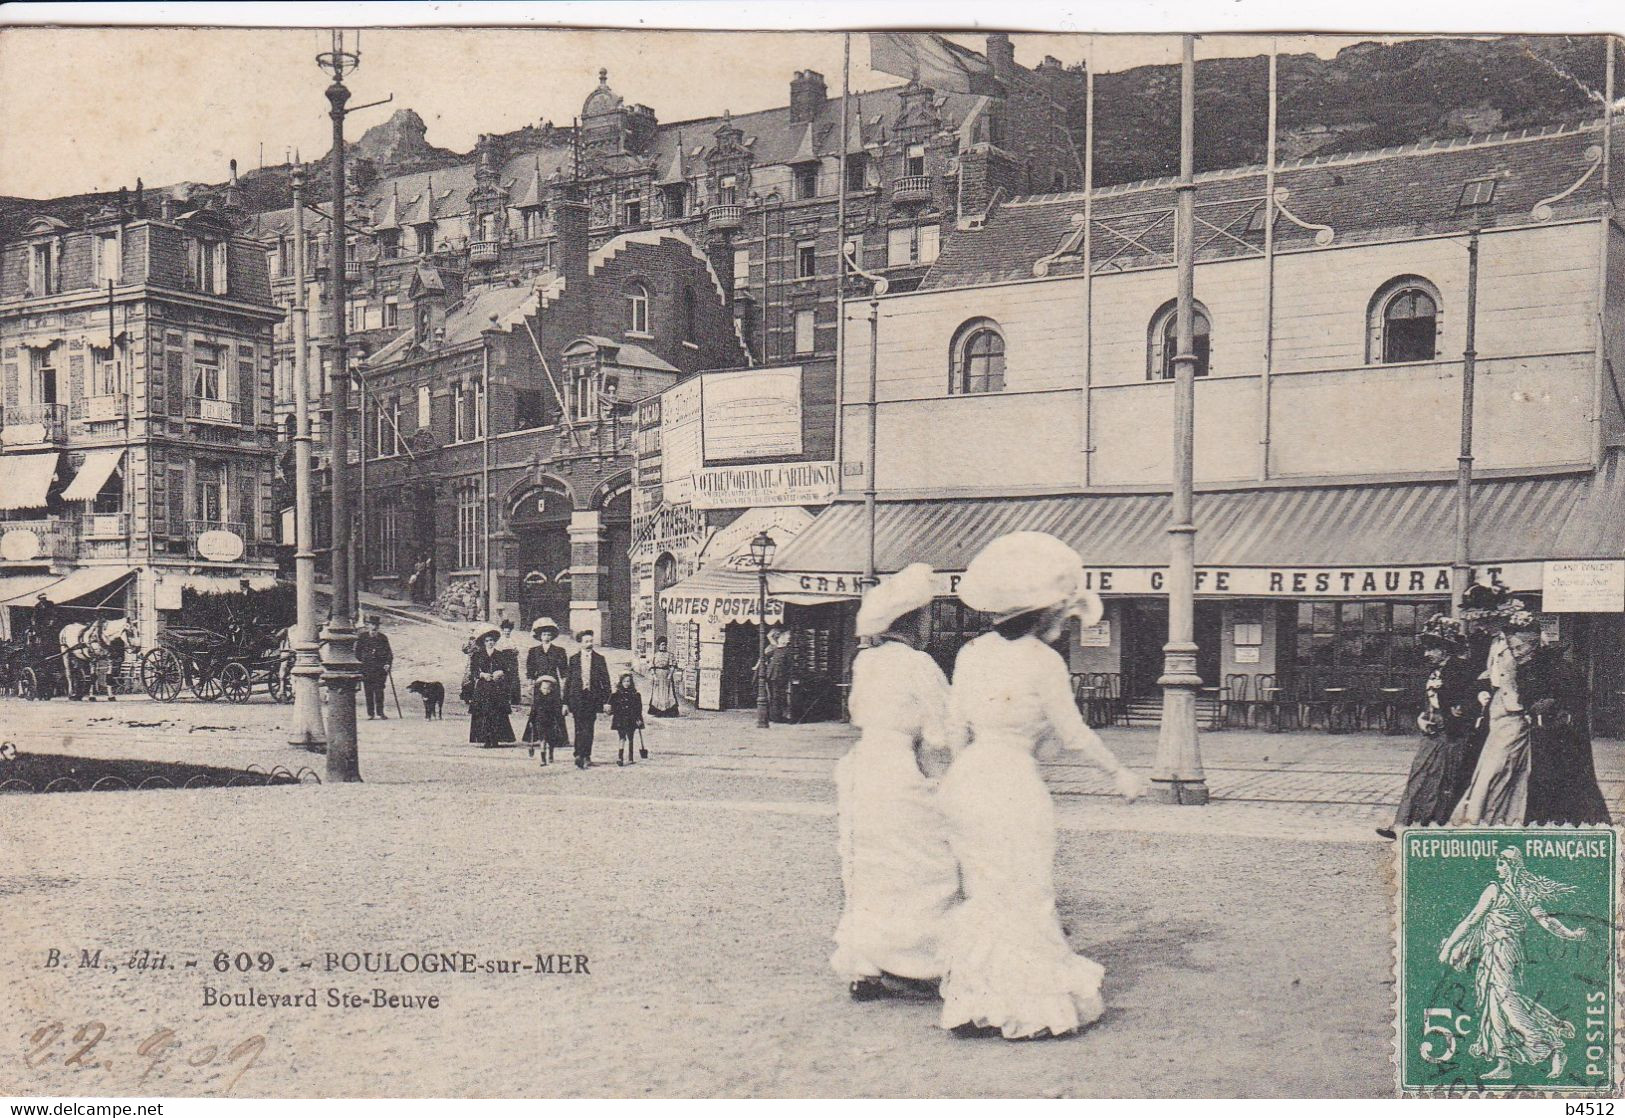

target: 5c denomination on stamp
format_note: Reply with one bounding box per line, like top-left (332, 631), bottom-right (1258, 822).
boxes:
top-left (1396, 826), bottom-right (1621, 1096)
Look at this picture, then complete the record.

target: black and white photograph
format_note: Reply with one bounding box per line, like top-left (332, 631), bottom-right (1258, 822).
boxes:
top-left (0, 2), bottom-right (1621, 1103)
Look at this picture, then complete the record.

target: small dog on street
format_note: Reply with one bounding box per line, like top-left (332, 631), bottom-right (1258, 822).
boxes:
top-left (405, 680), bottom-right (445, 719)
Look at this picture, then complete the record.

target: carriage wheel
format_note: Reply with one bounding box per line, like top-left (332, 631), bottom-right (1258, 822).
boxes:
top-left (141, 648), bottom-right (183, 702)
top-left (220, 662), bottom-right (252, 704)
top-left (268, 668), bottom-right (294, 704)
top-left (189, 663), bottom-right (223, 702)
top-left (19, 667), bottom-right (39, 700)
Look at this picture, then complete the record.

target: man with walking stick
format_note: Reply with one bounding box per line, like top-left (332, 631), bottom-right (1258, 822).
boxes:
top-left (357, 615), bottom-right (394, 721)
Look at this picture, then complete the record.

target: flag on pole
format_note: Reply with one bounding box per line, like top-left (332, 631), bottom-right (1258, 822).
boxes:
top-left (869, 32), bottom-right (1004, 96)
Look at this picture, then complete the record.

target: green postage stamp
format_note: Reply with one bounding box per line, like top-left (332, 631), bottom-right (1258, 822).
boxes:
top-left (1396, 827), bottom-right (1621, 1095)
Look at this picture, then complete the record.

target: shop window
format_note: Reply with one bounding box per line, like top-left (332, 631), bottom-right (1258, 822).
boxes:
top-left (1147, 300), bottom-right (1211, 380)
top-left (1293, 599), bottom-right (1433, 685)
top-left (950, 318), bottom-right (1005, 395)
top-left (1369, 277), bottom-right (1440, 364)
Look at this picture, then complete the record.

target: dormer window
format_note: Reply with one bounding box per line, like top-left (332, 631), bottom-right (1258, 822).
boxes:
top-left (845, 154), bottom-right (868, 193)
top-left (379, 229), bottom-right (401, 259)
top-left (30, 242), bottom-right (57, 295)
top-left (521, 207), bottom-right (545, 240)
top-left (415, 223), bottom-right (435, 255)
top-left (95, 231), bottom-right (122, 285)
top-left (624, 199), bottom-right (643, 227)
top-left (188, 237), bottom-right (229, 295)
top-left (661, 184), bottom-right (686, 219)
top-left (794, 163), bottom-right (819, 201)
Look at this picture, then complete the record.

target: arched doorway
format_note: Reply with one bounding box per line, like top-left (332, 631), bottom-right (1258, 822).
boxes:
top-left (509, 479), bottom-right (573, 629)
top-left (602, 485), bottom-right (632, 648)
top-left (652, 552), bottom-right (677, 645)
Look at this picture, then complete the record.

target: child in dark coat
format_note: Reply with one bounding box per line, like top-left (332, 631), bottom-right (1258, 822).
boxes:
top-left (527, 676), bottom-right (569, 766)
top-left (609, 672), bottom-right (646, 766)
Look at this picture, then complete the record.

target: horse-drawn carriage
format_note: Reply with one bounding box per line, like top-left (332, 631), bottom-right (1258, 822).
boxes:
top-left (0, 617), bottom-right (137, 700)
top-left (139, 622), bottom-right (292, 704)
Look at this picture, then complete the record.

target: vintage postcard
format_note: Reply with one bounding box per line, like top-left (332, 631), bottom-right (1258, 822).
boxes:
top-left (1, 9), bottom-right (1624, 1103)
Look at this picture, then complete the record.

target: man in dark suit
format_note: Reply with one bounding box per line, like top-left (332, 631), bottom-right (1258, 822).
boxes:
top-left (356, 615), bottom-right (394, 720)
top-left (565, 629), bottom-right (612, 768)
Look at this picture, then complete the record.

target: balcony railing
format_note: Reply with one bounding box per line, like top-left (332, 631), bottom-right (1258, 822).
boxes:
top-left (343, 259), bottom-right (362, 281)
top-left (707, 203), bottom-right (744, 231)
top-left (70, 394), bottom-right (129, 422)
top-left (469, 239), bottom-right (501, 264)
top-left (0, 517), bottom-right (77, 561)
top-left (185, 396), bottom-right (244, 425)
top-left (891, 174), bottom-right (932, 202)
top-left (1, 403), bottom-right (68, 446)
top-left (81, 513), bottom-right (130, 540)
top-left (185, 519), bottom-right (248, 560)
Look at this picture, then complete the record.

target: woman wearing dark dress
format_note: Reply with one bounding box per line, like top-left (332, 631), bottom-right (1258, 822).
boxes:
top-left (1518, 638), bottom-right (1612, 826)
top-left (466, 626), bottom-right (516, 748)
top-left (1380, 614), bottom-right (1484, 838)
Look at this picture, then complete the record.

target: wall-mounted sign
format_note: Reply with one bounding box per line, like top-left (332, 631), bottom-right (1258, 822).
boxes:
top-left (1077, 619), bottom-right (1111, 648)
top-left (0, 529), bottom-right (41, 562)
top-left (701, 366), bottom-right (804, 462)
top-left (659, 378), bottom-right (703, 503)
top-left (1541, 560), bottom-right (1624, 613)
top-left (691, 461), bottom-right (838, 510)
top-left (196, 529), bottom-right (246, 563)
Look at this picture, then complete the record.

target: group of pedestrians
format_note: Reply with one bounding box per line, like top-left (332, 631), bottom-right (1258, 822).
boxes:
top-left (832, 531), bottom-right (1147, 1042)
top-left (1383, 581), bottom-right (1612, 836)
top-left (462, 617), bottom-right (650, 769)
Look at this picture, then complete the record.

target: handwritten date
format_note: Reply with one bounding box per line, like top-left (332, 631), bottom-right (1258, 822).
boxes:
top-left (23, 1020), bottom-right (266, 1095)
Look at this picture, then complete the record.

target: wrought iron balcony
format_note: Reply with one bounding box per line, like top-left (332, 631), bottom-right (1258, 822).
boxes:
top-left (1, 403), bottom-right (68, 447)
top-left (184, 396), bottom-right (244, 425)
top-left (0, 517), bottom-right (77, 562)
top-left (70, 394), bottom-right (129, 422)
top-left (185, 519), bottom-right (249, 561)
top-left (707, 203), bottom-right (744, 231)
top-left (891, 174), bottom-right (932, 202)
top-left (469, 239), bottom-right (501, 264)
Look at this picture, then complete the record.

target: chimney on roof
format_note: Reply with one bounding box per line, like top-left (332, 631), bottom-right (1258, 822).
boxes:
top-left (552, 186), bottom-right (591, 342)
top-left (790, 70), bottom-right (827, 124)
top-left (986, 32), bottom-right (1016, 81)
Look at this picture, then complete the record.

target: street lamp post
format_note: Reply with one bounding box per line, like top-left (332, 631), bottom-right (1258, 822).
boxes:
top-left (1451, 224), bottom-right (1482, 618)
top-left (751, 530), bottom-right (777, 729)
top-left (841, 242), bottom-right (888, 593)
top-left (1150, 34), bottom-right (1209, 806)
top-left (288, 162), bottom-right (326, 751)
top-left (317, 30), bottom-right (362, 782)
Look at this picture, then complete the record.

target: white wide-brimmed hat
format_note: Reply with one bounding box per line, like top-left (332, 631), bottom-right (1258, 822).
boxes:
top-left (855, 563), bottom-right (936, 638)
top-left (470, 623), bottom-right (501, 642)
top-left (958, 531), bottom-right (1103, 626)
top-left (530, 616), bottom-right (560, 635)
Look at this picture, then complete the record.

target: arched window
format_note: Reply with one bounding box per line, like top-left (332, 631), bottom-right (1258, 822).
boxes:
top-left (950, 318), bottom-right (1006, 394)
top-left (1368, 277), bottom-right (1440, 364)
top-left (625, 282), bottom-right (650, 334)
top-left (1147, 300), bottom-right (1211, 380)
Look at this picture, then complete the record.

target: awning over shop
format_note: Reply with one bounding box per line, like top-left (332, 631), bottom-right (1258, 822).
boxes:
top-left (659, 565), bottom-right (835, 625)
top-left (61, 449), bottom-right (125, 502)
top-left (771, 460), bottom-right (1625, 598)
top-left (0, 572), bottom-right (66, 608)
top-left (0, 452), bottom-right (59, 511)
top-left (32, 566), bottom-right (135, 608)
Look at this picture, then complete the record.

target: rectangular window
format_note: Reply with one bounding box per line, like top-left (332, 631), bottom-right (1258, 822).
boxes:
top-left (417, 384), bottom-right (431, 430)
top-left (796, 240), bottom-right (817, 279)
top-left (886, 225), bottom-right (939, 266)
top-left (379, 230), bottom-right (400, 260)
top-left (212, 241), bottom-right (229, 294)
top-left (451, 379), bottom-right (466, 442)
top-left (845, 154), bottom-right (867, 193)
top-left (416, 225), bottom-right (435, 255)
top-left (95, 232), bottom-right (121, 284)
top-left (794, 164), bottom-right (819, 201)
top-left (718, 174), bottom-right (737, 205)
top-left (906, 143), bottom-right (926, 177)
top-left (919, 224), bottom-right (940, 265)
top-left (515, 388), bottom-right (546, 431)
top-left (390, 395), bottom-right (404, 455)
top-left (733, 248), bottom-right (750, 287)
top-left (473, 377), bottom-right (485, 438)
top-left (624, 200), bottom-right (643, 226)
top-left (191, 344), bottom-right (222, 400)
top-left (195, 460), bottom-right (227, 526)
top-left (662, 185), bottom-right (685, 219)
top-left (384, 297), bottom-right (399, 328)
top-left (1458, 178), bottom-right (1496, 209)
top-left (456, 483), bottom-right (482, 571)
top-left (278, 237), bottom-right (292, 275)
top-left (31, 243), bottom-right (56, 294)
top-left (375, 396), bottom-right (391, 457)
top-left (794, 309), bottom-right (815, 354)
top-left (92, 350), bottom-right (120, 397)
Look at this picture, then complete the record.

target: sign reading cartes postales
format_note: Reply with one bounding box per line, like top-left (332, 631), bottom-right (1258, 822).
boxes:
top-left (1396, 827), bottom-right (1620, 1096)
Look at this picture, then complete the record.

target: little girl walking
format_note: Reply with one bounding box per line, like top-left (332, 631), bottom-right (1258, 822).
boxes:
top-left (527, 676), bottom-right (568, 765)
top-left (610, 672), bottom-right (647, 766)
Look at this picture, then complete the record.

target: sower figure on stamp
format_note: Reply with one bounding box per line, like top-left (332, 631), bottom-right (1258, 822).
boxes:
top-left (1438, 848), bottom-right (1586, 1081)
top-left (565, 630), bottom-right (612, 769)
top-left (1379, 614), bottom-right (1482, 838)
top-left (356, 615), bottom-right (394, 721)
top-left (831, 563), bottom-right (962, 1004)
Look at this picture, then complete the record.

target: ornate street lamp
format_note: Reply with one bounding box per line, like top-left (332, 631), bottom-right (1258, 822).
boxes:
top-left (751, 529), bottom-right (777, 729)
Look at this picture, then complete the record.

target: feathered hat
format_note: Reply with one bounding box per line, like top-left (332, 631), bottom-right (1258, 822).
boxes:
top-left (1496, 598), bottom-right (1540, 633)
top-left (1459, 579), bottom-right (1510, 623)
top-left (957, 531), bottom-right (1103, 627)
top-left (855, 563), bottom-right (936, 638)
top-left (1417, 613), bottom-right (1467, 653)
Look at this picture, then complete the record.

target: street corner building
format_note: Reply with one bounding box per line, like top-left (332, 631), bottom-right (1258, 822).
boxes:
top-left (759, 114), bottom-right (1625, 733)
top-left (0, 177), bottom-right (281, 648)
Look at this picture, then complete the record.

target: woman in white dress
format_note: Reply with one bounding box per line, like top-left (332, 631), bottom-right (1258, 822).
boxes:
top-left (1453, 604), bottom-right (1538, 825)
top-left (938, 532), bottom-right (1146, 1040)
top-left (832, 563), bottom-right (963, 1002)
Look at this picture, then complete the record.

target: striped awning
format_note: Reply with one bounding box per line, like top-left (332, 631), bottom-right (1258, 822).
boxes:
top-left (0, 452), bottom-right (59, 511)
top-left (61, 449), bottom-right (125, 502)
top-left (772, 462), bottom-right (1622, 580)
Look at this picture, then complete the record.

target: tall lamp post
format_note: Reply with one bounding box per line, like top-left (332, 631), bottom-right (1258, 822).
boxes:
top-left (751, 530), bottom-right (777, 729)
top-left (1150, 35), bottom-right (1209, 805)
top-left (317, 29), bottom-right (363, 782)
top-left (288, 162), bottom-right (326, 751)
top-left (841, 241), bottom-right (888, 592)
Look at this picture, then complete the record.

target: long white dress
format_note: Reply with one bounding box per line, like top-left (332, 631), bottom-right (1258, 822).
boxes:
top-left (937, 632), bottom-right (1119, 1038)
top-left (830, 639), bottom-right (963, 983)
top-left (1453, 635), bottom-right (1530, 824)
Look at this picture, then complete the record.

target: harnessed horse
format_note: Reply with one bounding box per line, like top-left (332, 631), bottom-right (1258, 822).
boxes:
top-left (59, 617), bottom-right (138, 700)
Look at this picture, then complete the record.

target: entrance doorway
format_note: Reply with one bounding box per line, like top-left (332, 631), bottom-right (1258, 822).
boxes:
top-left (722, 621), bottom-right (759, 710)
top-left (510, 481), bottom-right (572, 629)
top-left (1120, 599), bottom-right (1224, 696)
top-left (653, 552), bottom-right (677, 645)
top-left (603, 487), bottom-right (631, 648)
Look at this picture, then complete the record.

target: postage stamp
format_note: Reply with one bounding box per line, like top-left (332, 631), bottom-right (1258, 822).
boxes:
top-left (1396, 827), bottom-right (1622, 1096)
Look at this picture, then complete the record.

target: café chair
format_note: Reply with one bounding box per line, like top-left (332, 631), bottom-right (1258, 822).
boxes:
top-left (1223, 673), bottom-right (1251, 728)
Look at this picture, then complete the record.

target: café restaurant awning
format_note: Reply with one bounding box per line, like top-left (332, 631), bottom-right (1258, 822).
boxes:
top-left (770, 462), bottom-right (1625, 597)
top-left (61, 449), bottom-right (125, 502)
top-left (0, 452), bottom-right (59, 511)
